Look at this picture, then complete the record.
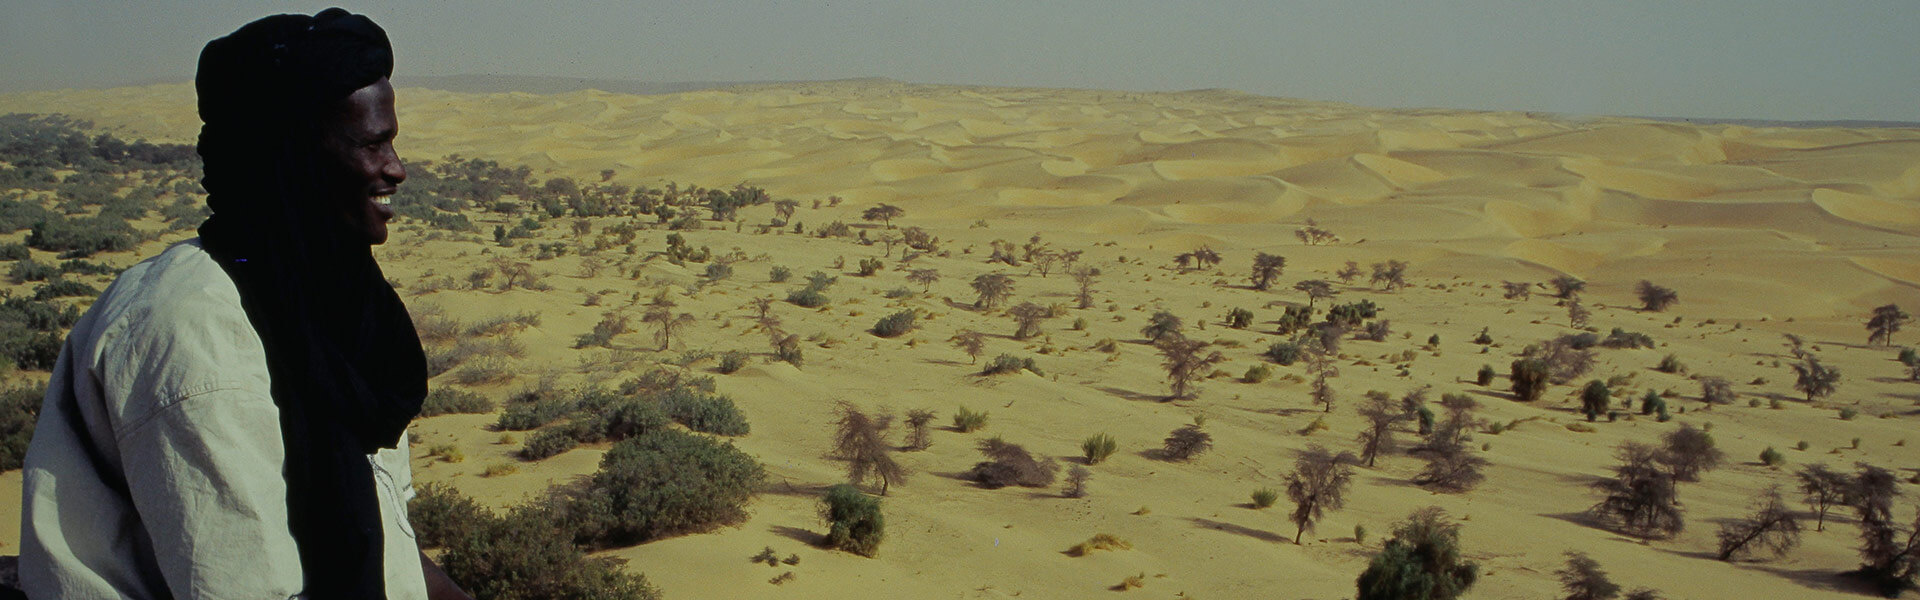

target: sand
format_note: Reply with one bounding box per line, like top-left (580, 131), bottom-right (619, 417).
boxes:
top-left (2, 80), bottom-right (1918, 599)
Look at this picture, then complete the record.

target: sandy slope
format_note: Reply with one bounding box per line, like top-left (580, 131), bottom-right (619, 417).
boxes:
top-left (3, 81), bottom-right (1919, 599)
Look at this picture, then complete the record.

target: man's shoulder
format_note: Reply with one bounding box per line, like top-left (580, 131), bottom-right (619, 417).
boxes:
top-left (82, 238), bottom-right (250, 348)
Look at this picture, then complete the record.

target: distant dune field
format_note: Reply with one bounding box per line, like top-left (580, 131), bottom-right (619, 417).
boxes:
top-left (2, 81), bottom-right (1917, 600)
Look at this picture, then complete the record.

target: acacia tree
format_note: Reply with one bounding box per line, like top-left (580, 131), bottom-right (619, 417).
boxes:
top-left (861, 203), bottom-right (904, 228)
top-left (1716, 487), bottom-right (1801, 561)
top-left (1335, 261), bottom-right (1362, 284)
top-left (1306, 340), bottom-right (1340, 413)
top-left (642, 306), bottom-right (694, 351)
top-left (771, 198), bottom-right (798, 225)
top-left (1501, 281), bottom-right (1532, 300)
top-left (903, 409), bottom-right (935, 451)
top-left (1370, 260), bottom-right (1409, 291)
top-left (1656, 423), bottom-right (1724, 482)
top-left (831, 402), bottom-right (906, 495)
top-left (1157, 335), bottom-right (1225, 400)
top-left (1636, 280), bottom-right (1679, 312)
top-left (1294, 279), bottom-right (1336, 308)
top-left (1354, 507), bottom-right (1479, 600)
top-left (1848, 463), bottom-right (1920, 597)
top-left (971, 273), bottom-right (1014, 309)
top-left (1791, 356), bottom-right (1840, 402)
top-left (1568, 298), bottom-right (1591, 329)
top-left (1007, 302), bottom-right (1052, 340)
top-left (906, 268), bottom-right (940, 293)
top-left (1867, 304), bottom-right (1910, 346)
top-left (1250, 252), bottom-right (1286, 290)
top-left (1549, 275), bottom-right (1586, 300)
top-left (1286, 446), bottom-right (1356, 544)
top-left (1069, 265), bottom-right (1098, 308)
top-left (951, 330), bottom-right (986, 364)
top-left (1412, 434), bottom-right (1489, 493)
top-left (1590, 442), bottom-right (1684, 538)
top-left (1796, 463), bottom-right (1849, 532)
top-left (1356, 391), bottom-right (1405, 467)
top-left (1141, 310), bottom-right (1184, 343)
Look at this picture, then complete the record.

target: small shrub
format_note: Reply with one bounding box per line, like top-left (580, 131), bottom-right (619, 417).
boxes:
top-left (1061, 465), bottom-right (1091, 498)
top-left (483, 462), bottom-right (517, 477)
top-left (407, 482), bottom-right (488, 550)
top-left (1655, 354), bottom-right (1686, 374)
top-left (8, 259), bottom-right (56, 283)
top-left (966, 437), bottom-right (1059, 488)
top-left (1760, 446), bottom-right (1786, 468)
top-left (1162, 424), bottom-right (1212, 461)
top-left (1068, 533), bottom-right (1131, 556)
top-left (1082, 433), bottom-right (1118, 464)
top-left (981, 353), bottom-right (1042, 376)
top-left (520, 426), bottom-right (580, 460)
top-left (952, 406), bottom-right (989, 432)
top-left (786, 287), bottom-right (830, 308)
top-left (769, 265), bottom-right (791, 282)
top-left (568, 428), bottom-right (766, 546)
top-left (419, 387), bottom-right (494, 417)
top-left (659, 389), bottom-right (751, 436)
top-left (0, 382), bottom-right (47, 470)
top-left (1251, 488), bottom-right (1279, 509)
top-left (716, 351), bottom-right (748, 374)
top-left (1243, 364), bottom-right (1272, 383)
top-left (872, 310), bottom-right (916, 338)
top-left (496, 395), bottom-right (575, 431)
top-left (1265, 342), bottom-right (1302, 365)
top-left (428, 443), bottom-right (464, 463)
top-left (821, 484), bottom-right (884, 556)
top-left (0, 243), bottom-right (28, 260)
top-left (1839, 407), bottom-right (1859, 420)
top-left (1226, 307), bottom-right (1254, 329)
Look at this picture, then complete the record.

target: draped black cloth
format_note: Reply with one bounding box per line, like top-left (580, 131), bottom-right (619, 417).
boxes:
top-left (193, 8), bottom-right (425, 599)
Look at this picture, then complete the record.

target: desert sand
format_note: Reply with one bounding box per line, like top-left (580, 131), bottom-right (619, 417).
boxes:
top-left (2, 79), bottom-right (1917, 599)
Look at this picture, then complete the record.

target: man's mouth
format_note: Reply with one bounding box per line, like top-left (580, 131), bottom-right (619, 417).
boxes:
top-left (373, 195), bottom-right (393, 206)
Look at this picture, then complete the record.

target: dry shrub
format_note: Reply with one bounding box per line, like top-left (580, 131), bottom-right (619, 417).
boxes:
top-left (966, 437), bottom-right (1058, 488)
top-left (1067, 533), bottom-right (1131, 556)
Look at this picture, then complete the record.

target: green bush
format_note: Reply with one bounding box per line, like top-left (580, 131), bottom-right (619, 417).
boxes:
top-left (1082, 433), bottom-right (1118, 464)
top-left (1475, 364), bottom-right (1496, 387)
top-left (496, 395), bottom-right (576, 431)
top-left (1264, 342), bottom-right (1302, 365)
top-left (1242, 364), bottom-right (1272, 383)
top-left (1226, 307), bottom-right (1254, 329)
top-left (1655, 354), bottom-right (1685, 374)
top-left (520, 426), bottom-right (581, 461)
top-left (1580, 380), bottom-right (1610, 422)
top-left (32, 277), bottom-right (98, 300)
top-left (716, 351), bottom-right (747, 374)
top-left (872, 310), bottom-right (916, 338)
top-left (8, 259), bottom-right (56, 283)
top-left (0, 243), bottom-right (29, 260)
top-left (26, 215), bottom-right (136, 258)
top-left (419, 388), bottom-right (494, 417)
top-left (769, 265), bottom-right (791, 282)
top-left (1510, 359), bottom-right (1550, 402)
top-left (0, 382), bottom-right (46, 471)
top-left (1251, 487), bottom-right (1279, 509)
top-left (407, 482), bottom-right (489, 550)
top-left (437, 501), bottom-right (661, 600)
top-left (952, 406), bottom-right (989, 433)
top-left (569, 428), bottom-right (766, 546)
top-left (1759, 446), bottom-right (1786, 468)
top-left (981, 353), bottom-right (1041, 376)
top-left (821, 484), bottom-right (884, 557)
top-left (785, 286), bottom-right (829, 308)
top-left (658, 389), bottom-right (750, 435)
top-left (1839, 407), bottom-right (1859, 420)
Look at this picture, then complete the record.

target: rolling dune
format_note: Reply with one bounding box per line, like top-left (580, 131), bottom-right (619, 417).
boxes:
top-left (3, 80), bottom-right (1918, 600)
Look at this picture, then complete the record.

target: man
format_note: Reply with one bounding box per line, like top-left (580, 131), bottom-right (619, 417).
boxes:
top-left (18, 9), bottom-right (471, 600)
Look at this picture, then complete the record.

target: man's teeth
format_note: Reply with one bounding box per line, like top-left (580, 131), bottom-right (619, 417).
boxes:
top-left (374, 196), bottom-right (392, 206)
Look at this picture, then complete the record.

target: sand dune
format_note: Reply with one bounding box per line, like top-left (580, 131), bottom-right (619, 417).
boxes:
top-left (3, 80), bottom-right (1918, 600)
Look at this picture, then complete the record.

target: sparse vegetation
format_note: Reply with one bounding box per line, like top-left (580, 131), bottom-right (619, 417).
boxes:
top-left (1082, 433), bottom-right (1118, 464)
top-left (1590, 442), bottom-right (1684, 538)
top-left (1716, 487), bottom-right (1801, 561)
top-left (966, 436), bottom-right (1058, 488)
top-left (1636, 280), bottom-right (1679, 312)
top-left (831, 402), bottom-right (906, 495)
top-left (1162, 423), bottom-right (1212, 461)
top-left (952, 406), bottom-right (989, 433)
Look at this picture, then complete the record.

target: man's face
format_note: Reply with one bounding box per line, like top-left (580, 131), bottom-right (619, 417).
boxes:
top-left (318, 77), bottom-right (405, 245)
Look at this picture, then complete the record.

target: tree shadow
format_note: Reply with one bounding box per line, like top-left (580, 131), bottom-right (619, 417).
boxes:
top-left (1539, 511), bottom-right (1648, 544)
top-left (760, 480), bottom-right (835, 499)
top-left (1188, 517), bottom-right (1290, 544)
top-left (1095, 386), bottom-right (1165, 403)
top-left (1751, 564), bottom-right (1883, 596)
top-left (769, 524), bottom-right (823, 546)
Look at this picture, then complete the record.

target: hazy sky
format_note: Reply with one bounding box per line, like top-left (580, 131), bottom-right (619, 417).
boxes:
top-left (4, 1), bottom-right (1916, 121)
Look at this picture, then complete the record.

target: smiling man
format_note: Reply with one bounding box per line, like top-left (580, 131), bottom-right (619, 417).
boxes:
top-left (17, 9), bottom-right (469, 600)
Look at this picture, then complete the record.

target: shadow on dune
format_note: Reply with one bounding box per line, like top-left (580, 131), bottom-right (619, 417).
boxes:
top-left (1095, 386), bottom-right (1165, 403)
top-left (1188, 517), bottom-right (1290, 544)
top-left (1751, 564), bottom-right (1883, 597)
top-left (769, 524), bottom-right (823, 546)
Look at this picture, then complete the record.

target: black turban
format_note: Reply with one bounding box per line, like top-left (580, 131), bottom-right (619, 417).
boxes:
top-left (195, 8), bottom-right (425, 600)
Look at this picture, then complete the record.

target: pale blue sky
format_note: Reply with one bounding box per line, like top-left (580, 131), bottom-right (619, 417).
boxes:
top-left (3, 1), bottom-right (1916, 121)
